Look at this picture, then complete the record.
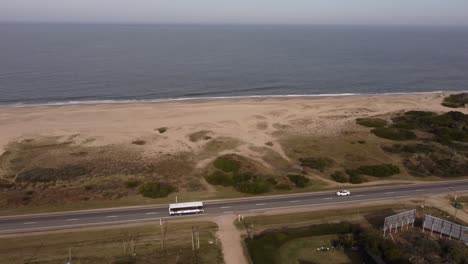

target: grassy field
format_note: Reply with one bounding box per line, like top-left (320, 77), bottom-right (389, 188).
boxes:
top-left (236, 203), bottom-right (411, 230)
top-left (277, 235), bottom-right (362, 264)
top-left (242, 200), bottom-right (468, 264)
top-left (0, 221), bottom-right (223, 264)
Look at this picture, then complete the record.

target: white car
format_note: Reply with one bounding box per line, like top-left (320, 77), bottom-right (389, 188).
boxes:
top-left (336, 190), bottom-right (351, 196)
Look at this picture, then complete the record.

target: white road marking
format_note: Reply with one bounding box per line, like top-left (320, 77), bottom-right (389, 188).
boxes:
top-left (23, 222), bottom-right (36, 225)
top-left (220, 206), bottom-right (231, 209)
top-left (415, 189), bottom-right (424, 192)
top-left (289, 200), bottom-right (301, 203)
top-left (223, 211), bottom-right (234, 214)
top-left (66, 219), bottom-right (79, 221)
top-left (385, 192), bottom-right (395, 194)
top-left (323, 197), bottom-right (333, 200)
top-left (255, 203), bottom-right (267, 206)
top-left (145, 212), bottom-right (158, 215)
top-left (106, 215), bottom-right (118, 218)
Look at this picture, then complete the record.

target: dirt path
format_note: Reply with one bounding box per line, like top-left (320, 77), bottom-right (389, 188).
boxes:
top-left (214, 214), bottom-right (248, 264)
top-left (426, 195), bottom-right (468, 224)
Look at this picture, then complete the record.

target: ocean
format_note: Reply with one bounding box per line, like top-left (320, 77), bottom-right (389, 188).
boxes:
top-left (1, 23), bottom-right (467, 106)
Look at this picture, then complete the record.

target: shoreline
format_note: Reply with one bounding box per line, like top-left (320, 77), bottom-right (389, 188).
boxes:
top-left (0, 90), bottom-right (462, 108)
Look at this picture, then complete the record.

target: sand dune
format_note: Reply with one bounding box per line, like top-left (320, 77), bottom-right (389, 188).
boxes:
top-left (0, 93), bottom-right (461, 157)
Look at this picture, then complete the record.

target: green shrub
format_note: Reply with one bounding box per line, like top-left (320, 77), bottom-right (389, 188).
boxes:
top-left (287, 174), bottom-right (310, 188)
top-left (404, 155), bottom-right (468, 178)
top-left (382, 144), bottom-right (435, 154)
top-left (205, 171), bottom-right (233, 187)
top-left (125, 179), bottom-right (140, 189)
top-left (299, 157), bottom-right (333, 171)
top-left (139, 182), bottom-right (175, 198)
top-left (348, 172), bottom-right (366, 184)
top-left (213, 155), bottom-right (242, 173)
top-left (330, 171), bottom-right (348, 183)
top-left (131, 140), bottom-right (146, 145)
top-left (274, 183), bottom-right (291, 190)
top-left (236, 181), bottom-right (270, 194)
top-left (356, 117), bottom-right (388, 128)
top-left (391, 111), bottom-right (468, 143)
top-left (232, 173), bottom-right (253, 186)
top-left (347, 164), bottom-right (400, 178)
top-left (371, 127), bottom-right (417, 141)
top-left (156, 127), bottom-right (168, 133)
top-left (442, 93), bottom-right (468, 108)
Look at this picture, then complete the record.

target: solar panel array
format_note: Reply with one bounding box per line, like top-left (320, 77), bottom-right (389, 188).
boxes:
top-left (423, 215), bottom-right (468, 242)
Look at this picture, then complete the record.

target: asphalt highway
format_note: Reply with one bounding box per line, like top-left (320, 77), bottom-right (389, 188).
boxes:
top-left (1, 180), bottom-right (468, 235)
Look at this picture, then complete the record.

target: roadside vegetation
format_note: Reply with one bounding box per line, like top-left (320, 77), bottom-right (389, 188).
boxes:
top-left (0, 221), bottom-right (223, 264)
top-left (360, 110), bottom-right (468, 178)
top-left (299, 157), bottom-right (333, 172)
top-left (243, 205), bottom-right (468, 264)
top-left (206, 154), bottom-right (311, 194)
top-left (139, 182), bottom-right (175, 198)
top-left (246, 222), bottom-right (363, 264)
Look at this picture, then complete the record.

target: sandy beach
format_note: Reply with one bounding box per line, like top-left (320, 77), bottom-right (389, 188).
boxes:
top-left (0, 92), bottom-right (466, 211)
top-left (0, 93), bottom-right (460, 157)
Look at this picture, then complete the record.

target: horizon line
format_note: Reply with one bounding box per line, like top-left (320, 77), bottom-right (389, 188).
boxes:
top-left (1, 21), bottom-right (468, 28)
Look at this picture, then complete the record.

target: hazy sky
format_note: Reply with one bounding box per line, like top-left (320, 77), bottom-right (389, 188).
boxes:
top-left (2, 0), bottom-right (468, 25)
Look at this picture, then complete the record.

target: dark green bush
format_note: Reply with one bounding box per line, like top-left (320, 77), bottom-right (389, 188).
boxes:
top-left (347, 164), bottom-right (400, 178)
top-left (157, 127), bottom-right (168, 133)
top-left (348, 173), bottom-right (366, 184)
top-left (299, 157), bottom-right (333, 171)
top-left (330, 171), bottom-right (348, 183)
top-left (131, 140), bottom-right (146, 145)
top-left (213, 155), bottom-right (242, 173)
top-left (356, 118), bottom-right (388, 128)
top-left (236, 181), bottom-right (270, 194)
top-left (205, 171), bottom-right (233, 187)
top-left (232, 173), bottom-right (253, 186)
top-left (125, 179), bottom-right (140, 189)
top-left (287, 174), bottom-right (310, 188)
top-left (391, 111), bottom-right (468, 143)
top-left (442, 93), bottom-right (468, 108)
top-left (382, 144), bottom-right (435, 154)
top-left (371, 127), bottom-right (417, 141)
top-left (404, 155), bottom-right (468, 178)
top-left (139, 182), bottom-right (175, 198)
top-left (274, 183), bottom-right (291, 190)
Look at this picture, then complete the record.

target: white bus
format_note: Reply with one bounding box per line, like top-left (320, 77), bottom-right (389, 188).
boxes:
top-left (168, 201), bottom-right (204, 216)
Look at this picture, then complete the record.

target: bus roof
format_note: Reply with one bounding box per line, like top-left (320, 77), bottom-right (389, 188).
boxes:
top-left (169, 201), bottom-right (203, 209)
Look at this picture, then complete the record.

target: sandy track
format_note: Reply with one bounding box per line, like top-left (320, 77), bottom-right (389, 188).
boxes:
top-left (214, 214), bottom-right (248, 264)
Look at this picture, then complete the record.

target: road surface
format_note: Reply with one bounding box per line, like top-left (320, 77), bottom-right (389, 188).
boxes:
top-left (1, 180), bottom-right (468, 235)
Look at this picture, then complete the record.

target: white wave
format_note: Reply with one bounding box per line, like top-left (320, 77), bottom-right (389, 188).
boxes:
top-left (1, 90), bottom-right (464, 108)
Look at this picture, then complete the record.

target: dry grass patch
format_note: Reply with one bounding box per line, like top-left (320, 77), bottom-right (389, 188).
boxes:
top-left (0, 221), bottom-right (223, 264)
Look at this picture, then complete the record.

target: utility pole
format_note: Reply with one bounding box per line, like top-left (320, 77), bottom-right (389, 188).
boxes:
top-left (197, 226), bottom-right (200, 250)
top-left (66, 247), bottom-right (72, 264)
top-left (160, 218), bottom-right (164, 250)
top-left (453, 192), bottom-right (459, 221)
